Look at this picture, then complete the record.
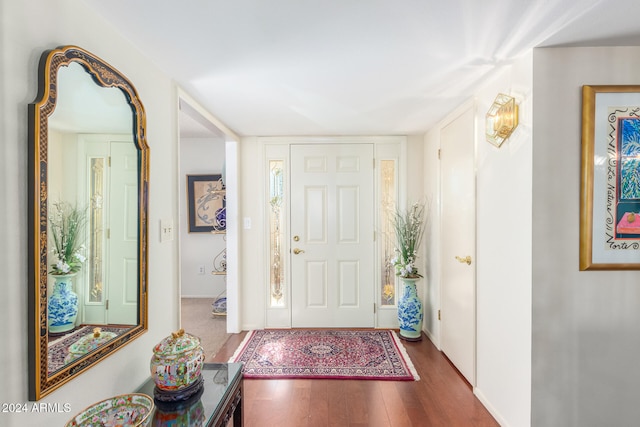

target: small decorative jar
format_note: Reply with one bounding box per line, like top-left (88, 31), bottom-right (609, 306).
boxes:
top-left (64, 327), bottom-right (117, 364)
top-left (150, 329), bottom-right (205, 403)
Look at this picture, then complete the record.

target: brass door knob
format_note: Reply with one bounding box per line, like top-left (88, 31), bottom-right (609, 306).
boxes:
top-left (455, 255), bottom-right (472, 265)
top-left (293, 248), bottom-right (305, 254)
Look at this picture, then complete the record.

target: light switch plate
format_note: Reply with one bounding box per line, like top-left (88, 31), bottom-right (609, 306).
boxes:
top-left (160, 219), bottom-right (174, 242)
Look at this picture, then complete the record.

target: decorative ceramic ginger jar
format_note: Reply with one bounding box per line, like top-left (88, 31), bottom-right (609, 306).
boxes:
top-left (150, 329), bottom-right (205, 393)
top-left (397, 277), bottom-right (423, 341)
top-left (48, 273), bottom-right (79, 334)
top-left (64, 327), bottom-right (117, 364)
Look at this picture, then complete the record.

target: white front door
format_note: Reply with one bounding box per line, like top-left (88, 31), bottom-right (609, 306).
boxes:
top-left (290, 143), bottom-right (375, 327)
top-left (79, 137), bottom-right (137, 326)
top-left (440, 106), bottom-right (476, 385)
top-left (107, 141), bottom-right (139, 325)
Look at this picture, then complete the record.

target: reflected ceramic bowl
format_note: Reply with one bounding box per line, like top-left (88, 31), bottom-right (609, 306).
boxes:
top-left (150, 329), bottom-right (205, 392)
top-left (64, 327), bottom-right (118, 364)
top-left (65, 393), bottom-right (154, 427)
top-left (152, 391), bottom-right (205, 427)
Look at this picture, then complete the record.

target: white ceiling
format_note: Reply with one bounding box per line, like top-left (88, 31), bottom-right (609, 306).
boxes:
top-left (84, 0), bottom-right (640, 137)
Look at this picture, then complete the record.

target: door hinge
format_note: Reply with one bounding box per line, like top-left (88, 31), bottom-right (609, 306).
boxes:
top-left (108, 156), bottom-right (111, 167)
top-left (438, 309), bottom-right (441, 320)
top-left (107, 228), bottom-right (110, 239)
top-left (374, 303), bottom-right (376, 313)
top-left (438, 149), bottom-right (441, 159)
top-left (106, 300), bottom-right (109, 310)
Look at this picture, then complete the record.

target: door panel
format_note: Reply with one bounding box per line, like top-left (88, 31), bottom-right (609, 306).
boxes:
top-left (306, 261), bottom-right (327, 307)
top-left (291, 143), bottom-right (374, 327)
top-left (306, 186), bottom-right (327, 243)
top-left (108, 141), bottom-right (138, 325)
top-left (338, 260), bottom-right (359, 306)
top-left (80, 138), bottom-right (137, 325)
top-left (440, 107), bottom-right (476, 385)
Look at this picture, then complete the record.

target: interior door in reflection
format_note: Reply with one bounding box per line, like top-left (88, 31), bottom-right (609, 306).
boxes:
top-left (81, 137), bottom-right (138, 325)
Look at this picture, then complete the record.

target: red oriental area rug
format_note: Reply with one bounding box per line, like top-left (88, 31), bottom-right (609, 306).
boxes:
top-left (229, 329), bottom-right (419, 381)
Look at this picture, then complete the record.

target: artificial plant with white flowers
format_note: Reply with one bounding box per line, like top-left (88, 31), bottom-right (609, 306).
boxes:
top-left (49, 201), bottom-right (87, 275)
top-left (390, 202), bottom-right (426, 278)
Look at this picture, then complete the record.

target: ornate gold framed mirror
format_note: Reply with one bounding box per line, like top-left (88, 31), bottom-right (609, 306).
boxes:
top-left (28, 46), bottom-right (149, 400)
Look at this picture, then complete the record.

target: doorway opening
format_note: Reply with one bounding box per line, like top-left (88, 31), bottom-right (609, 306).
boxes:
top-left (262, 136), bottom-right (405, 329)
top-left (289, 143), bottom-right (375, 327)
top-left (178, 96), bottom-right (237, 360)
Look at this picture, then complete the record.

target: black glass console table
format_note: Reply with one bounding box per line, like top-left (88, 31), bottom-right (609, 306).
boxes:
top-left (137, 362), bottom-right (243, 426)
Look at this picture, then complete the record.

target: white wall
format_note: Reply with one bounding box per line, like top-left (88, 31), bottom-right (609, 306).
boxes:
top-left (0, 1), bottom-right (179, 425)
top-left (238, 136), bottom-right (265, 331)
top-left (179, 137), bottom-right (226, 298)
top-left (406, 135), bottom-right (426, 203)
top-left (474, 54), bottom-right (533, 427)
top-left (422, 54), bottom-right (533, 427)
top-left (405, 135), bottom-right (428, 329)
top-left (532, 46), bottom-right (640, 427)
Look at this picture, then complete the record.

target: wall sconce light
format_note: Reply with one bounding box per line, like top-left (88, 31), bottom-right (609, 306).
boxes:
top-left (485, 93), bottom-right (519, 147)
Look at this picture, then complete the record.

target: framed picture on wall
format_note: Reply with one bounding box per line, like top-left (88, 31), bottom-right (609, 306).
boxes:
top-left (186, 174), bottom-right (226, 233)
top-left (580, 85), bottom-right (640, 270)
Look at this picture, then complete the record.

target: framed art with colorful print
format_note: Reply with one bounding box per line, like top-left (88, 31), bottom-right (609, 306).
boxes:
top-left (580, 85), bottom-right (640, 270)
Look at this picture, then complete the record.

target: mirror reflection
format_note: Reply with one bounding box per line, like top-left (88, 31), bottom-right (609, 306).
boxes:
top-left (29, 46), bottom-right (149, 401)
top-left (46, 62), bottom-right (137, 374)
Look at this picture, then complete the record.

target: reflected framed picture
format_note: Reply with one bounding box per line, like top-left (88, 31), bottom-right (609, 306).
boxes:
top-left (580, 85), bottom-right (640, 270)
top-left (186, 174), bottom-right (226, 233)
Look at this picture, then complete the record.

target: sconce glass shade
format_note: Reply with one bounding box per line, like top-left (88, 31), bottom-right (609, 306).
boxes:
top-left (486, 93), bottom-right (518, 147)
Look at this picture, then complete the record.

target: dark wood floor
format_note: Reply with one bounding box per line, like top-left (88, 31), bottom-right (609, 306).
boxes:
top-left (212, 331), bottom-right (499, 427)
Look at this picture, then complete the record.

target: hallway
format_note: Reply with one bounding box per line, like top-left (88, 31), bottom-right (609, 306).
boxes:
top-left (180, 298), bottom-right (230, 361)
top-left (212, 332), bottom-right (498, 426)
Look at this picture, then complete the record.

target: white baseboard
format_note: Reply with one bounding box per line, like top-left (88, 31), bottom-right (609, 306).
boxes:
top-left (422, 327), bottom-right (440, 350)
top-left (473, 387), bottom-right (508, 427)
top-left (241, 324), bottom-right (261, 332)
top-left (180, 295), bottom-right (218, 299)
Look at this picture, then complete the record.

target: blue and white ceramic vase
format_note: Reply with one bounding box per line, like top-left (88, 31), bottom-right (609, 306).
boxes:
top-left (48, 273), bottom-right (79, 334)
top-left (397, 277), bottom-right (423, 341)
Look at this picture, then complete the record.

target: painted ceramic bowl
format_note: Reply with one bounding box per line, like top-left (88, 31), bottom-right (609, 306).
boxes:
top-left (64, 327), bottom-right (117, 364)
top-left (150, 329), bottom-right (205, 392)
top-left (65, 393), bottom-right (154, 427)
